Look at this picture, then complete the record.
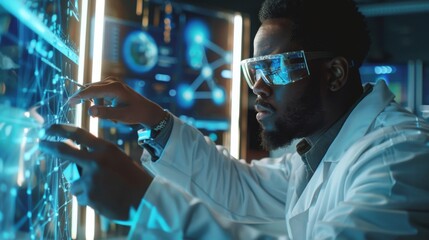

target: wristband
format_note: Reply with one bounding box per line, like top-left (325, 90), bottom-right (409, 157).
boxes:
top-left (138, 112), bottom-right (170, 144)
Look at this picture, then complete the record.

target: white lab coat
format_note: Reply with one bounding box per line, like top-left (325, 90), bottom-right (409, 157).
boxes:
top-left (129, 81), bottom-right (429, 239)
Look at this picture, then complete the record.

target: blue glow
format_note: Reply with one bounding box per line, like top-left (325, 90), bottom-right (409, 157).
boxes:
top-left (374, 66), bottom-right (396, 75)
top-left (184, 19), bottom-right (210, 45)
top-left (221, 70), bottom-right (232, 79)
top-left (141, 200), bottom-right (171, 232)
top-left (10, 188), bottom-right (17, 197)
top-left (177, 84), bottom-right (195, 108)
top-left (99, 120), bottom-right (134, 134)
top-left (212, 87), bottom-right (226, 105)
top-left (125, 79), bottom-right (146, 96)
top-left (179, 116), bottom-right (230, 131)
top-left (25, 170), bottom-right (30, 178)
top-left (202, 66), bottom-right (213, 78)
top-left (187, 44), bottom-right (204, 69)
top-left (185, 19), bottom-right (209, 69)
top-left (63, 164), bottom-right (80, 184)
top-left (155, 74), bottom-right (171, 82)
top-left (0, 1), bottom-right (79, 64)
top-left (194, 120), bottom-right (229, 131)
top-left (169, 89), bottom-right (177, 97)
top-left (209, 133), bottom-right (218, 142)
top-left (122, 31), bottom-right (159, 73)
top-left (224, 52), bottom-right (232, 64)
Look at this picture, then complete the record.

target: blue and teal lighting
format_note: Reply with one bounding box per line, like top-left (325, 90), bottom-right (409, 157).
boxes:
top-left (177, 84), bottom-right (195, 108)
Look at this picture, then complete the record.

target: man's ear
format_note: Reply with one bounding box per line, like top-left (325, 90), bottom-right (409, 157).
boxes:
top-left (327, 57), bottom-right (349, 92)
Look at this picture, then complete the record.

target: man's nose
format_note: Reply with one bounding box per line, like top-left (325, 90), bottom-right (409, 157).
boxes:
top-left (252, 78), bottom-right (272, 98)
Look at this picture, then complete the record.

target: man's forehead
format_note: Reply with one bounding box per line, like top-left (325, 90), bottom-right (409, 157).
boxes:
top-left (253, 18), bottom-right (298, 57)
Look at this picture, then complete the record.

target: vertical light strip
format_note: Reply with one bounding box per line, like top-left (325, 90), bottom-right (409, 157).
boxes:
top-left (89, 0), bottom-right (105, 137)
top-left (230, 14), bottom-right (243, 159)
top-left (17, 128), bottom-right (29, 186)
top-left (72, 1), bottom-right (89, 238)
top-left (142, 5), bottom-right (149, 28)
top-left (71, 196), bottom-right (78, 239)
top-left (85, 208), bottom-right (95, 240)
top-left (75, 0), bottom-right (89, 129)
top-left (86, 0), bottom-right (105, 239)
top-left (136, 0), bottom-right (143, 15)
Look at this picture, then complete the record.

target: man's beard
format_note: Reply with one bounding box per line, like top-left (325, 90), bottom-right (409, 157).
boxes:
top-left (259, 87), bottom-right (323, 151)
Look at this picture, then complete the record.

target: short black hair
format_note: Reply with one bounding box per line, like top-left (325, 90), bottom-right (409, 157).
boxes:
top-left (259, 0), bottom-right (371, 67)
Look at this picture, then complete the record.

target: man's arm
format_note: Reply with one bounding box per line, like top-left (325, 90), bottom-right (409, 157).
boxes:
top-left (67, 78), bottom-right (290, 222)
top-left (143, 115), bottom-right (291, 222)
top-left (39, 124), bottom-right (289, 239)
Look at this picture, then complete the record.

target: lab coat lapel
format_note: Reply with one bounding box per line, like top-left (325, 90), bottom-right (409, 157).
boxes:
top-left (289, 160), bottom-right (331, 217)
top-left (324, 80), bottom-right (395, 163)
top-left (287, 81), bottom-right (395, 234)
top-left (288, 160), bottom-right (332, 238)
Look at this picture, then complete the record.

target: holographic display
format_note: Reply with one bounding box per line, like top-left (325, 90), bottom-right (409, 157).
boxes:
top-left (0, 0), bottom-right (82, 239)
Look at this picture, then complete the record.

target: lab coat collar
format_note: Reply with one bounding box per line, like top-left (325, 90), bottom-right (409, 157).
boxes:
top-left (322, 80), bottom-right (395, 163)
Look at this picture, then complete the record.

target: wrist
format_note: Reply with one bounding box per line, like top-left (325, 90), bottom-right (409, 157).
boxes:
top-left (138, 104), bottom-right (166, 128)
top-left (138, 111), bottom-right (170, 143)
top-left (150, 109), bottom-right (169, 128)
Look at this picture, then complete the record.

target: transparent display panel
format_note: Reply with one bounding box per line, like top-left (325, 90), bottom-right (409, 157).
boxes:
top-left (0, 0), bottom-right (83, 239)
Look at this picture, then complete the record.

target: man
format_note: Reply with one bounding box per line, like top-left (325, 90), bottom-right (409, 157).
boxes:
top-left (40, 0), bottom-right (429, 238)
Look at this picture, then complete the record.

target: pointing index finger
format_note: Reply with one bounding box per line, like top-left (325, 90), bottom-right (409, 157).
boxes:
top-left (68, 80), bottom-right (122, 105)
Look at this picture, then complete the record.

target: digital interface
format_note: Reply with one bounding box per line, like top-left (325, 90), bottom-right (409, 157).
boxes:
top-left (100, 1), bottom-right (236, 156)
top-left (360, 63), bottom-right (410, 107)
top-left (0, 0), bottom-right (82, 239)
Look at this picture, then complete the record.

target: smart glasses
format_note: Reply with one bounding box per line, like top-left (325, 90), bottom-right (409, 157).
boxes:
top-left (240, 50), bottom-right (334, 89)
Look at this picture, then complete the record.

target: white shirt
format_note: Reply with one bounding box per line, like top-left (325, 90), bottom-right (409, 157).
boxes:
top-left (129, 81), bottom-right (429, 239)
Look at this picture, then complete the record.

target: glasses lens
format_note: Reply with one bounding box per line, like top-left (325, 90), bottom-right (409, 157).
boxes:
top-left (241, 61), bottom-right (257, 89)
top-left (241, 51), bottom-right (311, 89)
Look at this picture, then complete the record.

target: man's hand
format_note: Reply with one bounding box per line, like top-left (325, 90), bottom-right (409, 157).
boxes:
top-left (39, 124), bottom-right (153, 220)
top-left (69, 78), bottom-right (166, 127)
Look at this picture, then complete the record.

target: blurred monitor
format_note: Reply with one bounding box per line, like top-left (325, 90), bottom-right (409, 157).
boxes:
top-left (99, 0), bottom-right (247, 161)
top-left (0, 0), bottom-right (84, 239)
top-left (359, 63), bottom-right (413, 109)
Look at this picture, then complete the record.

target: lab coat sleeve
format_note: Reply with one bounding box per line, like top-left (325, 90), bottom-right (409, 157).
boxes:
top-left (314, 127), bottom-right (429, 239)
top-left (128, 177), bottom-right (288, 240)
top-left (141, 116), bottom-right (289, 222)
